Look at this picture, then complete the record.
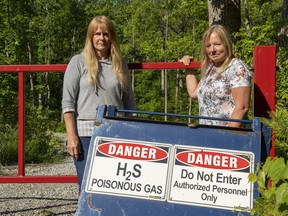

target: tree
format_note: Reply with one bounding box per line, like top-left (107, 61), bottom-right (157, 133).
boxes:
top-left (207, 0), bottom-right (241, 35)
top-left (279, 0), bottom-right (288, 47)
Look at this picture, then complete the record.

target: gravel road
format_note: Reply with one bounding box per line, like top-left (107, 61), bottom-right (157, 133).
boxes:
top-left (0, 157), bottom-right (79, 216)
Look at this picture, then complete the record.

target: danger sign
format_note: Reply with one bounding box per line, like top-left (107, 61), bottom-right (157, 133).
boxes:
top-left (168, 145), bottom-right (254, 211)
top-left (176, 150), bottom-right (250, 170)
top-left (85, 137), bottom-right (172, 201)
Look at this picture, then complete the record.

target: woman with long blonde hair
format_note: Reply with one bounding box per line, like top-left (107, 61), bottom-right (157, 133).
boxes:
top-left (62, 16), bottom-right (136, 189)
top-left (180, 24), bottom-right (252, 127)
top-left (83, 16), bottom-right (128, 90)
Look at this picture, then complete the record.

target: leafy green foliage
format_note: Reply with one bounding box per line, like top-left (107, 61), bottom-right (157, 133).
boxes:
top-left (276, 51), bottom-right (288, 107)
top-left (263, 109), bottom-right (288, 158)
top-left (0, 125), bottom-right (18, 165)
top-left (249, 107), bottom-right (288, 215)
top-left (119, 0), bottom-right (207, 116)
top-left (250, 157), bottom-right (288, 216)
top-left (24, 105), bottom-right (66, 163)
top-left (0, 73), bottom-right (18, 125)
top-left (0, 104), bottom-right (66, 165)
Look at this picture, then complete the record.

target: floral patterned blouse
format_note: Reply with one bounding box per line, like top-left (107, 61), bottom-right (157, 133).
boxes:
top-left (197, 58), bottom-right (252, 126)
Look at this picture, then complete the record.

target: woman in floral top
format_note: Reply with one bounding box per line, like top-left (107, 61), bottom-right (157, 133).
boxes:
top-left (180, 24), bottom-right (252, 127)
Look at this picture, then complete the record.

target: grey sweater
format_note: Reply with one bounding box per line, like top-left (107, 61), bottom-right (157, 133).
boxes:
top-left (62, 53), bottom-right (136, 120)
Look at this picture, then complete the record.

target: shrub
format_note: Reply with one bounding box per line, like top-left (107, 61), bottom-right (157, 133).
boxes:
top-left (249, 107), bottom-right (288, 215)
top-left (25, 105), bottom-right (66, 163)
top-left (0, 105), bottom-right (66, 165)
top-left (0, 125), bottom-right (18, 165)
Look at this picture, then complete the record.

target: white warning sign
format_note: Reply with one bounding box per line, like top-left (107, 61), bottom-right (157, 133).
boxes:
top-left (85, 137), bottom-right (172, 201)
top-left (168, 145), bottom-right (254, 211)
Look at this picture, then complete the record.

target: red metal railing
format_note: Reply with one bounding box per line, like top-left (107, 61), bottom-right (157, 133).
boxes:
top-left (0, 62), bottom-right (200, 183)
top-left (0, 45), bottom-right (276, 183)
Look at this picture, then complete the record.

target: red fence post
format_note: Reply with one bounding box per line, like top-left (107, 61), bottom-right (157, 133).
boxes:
top-left (253, 45), bottom-right (277, 157)
top-left (253, 46), bottom-right (276, 117)
top-left (18, 71), bottom-right (25, 176)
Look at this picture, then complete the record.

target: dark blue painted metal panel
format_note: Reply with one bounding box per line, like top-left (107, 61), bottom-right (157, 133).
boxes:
top-left (76, 105), bottom-right (264, 216)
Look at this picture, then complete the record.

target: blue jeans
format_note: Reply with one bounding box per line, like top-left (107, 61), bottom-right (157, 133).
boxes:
top-left (73, 137), bottom-right (91, 190)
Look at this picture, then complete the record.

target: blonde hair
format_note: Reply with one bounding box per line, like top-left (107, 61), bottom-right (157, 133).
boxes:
top-left (83, 16), bottom-right (128, 90)
top-left (200, 24), bottom-right (234, 76)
